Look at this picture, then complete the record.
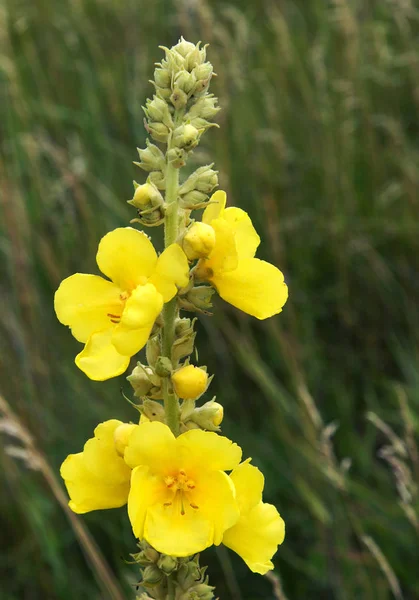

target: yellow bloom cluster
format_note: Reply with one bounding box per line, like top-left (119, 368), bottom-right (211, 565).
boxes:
top-left (61, 420), bottom-right (285, 574)
top-left (55, 38), bottom-right (289, 594)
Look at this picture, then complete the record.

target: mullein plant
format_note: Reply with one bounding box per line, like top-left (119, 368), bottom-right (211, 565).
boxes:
top-left (55, 38), bottom-right (288, 600)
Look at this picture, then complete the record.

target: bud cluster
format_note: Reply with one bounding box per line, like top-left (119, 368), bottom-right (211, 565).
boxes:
top-left (133, 542), bottom-right (215, 600)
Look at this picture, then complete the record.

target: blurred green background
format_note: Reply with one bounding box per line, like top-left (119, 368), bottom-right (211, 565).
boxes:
top-left (1, 0), bottom-right (419, 598)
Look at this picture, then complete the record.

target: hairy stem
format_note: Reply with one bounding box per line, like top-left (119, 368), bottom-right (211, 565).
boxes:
top-left (161, 110), bottom-right (184, 436)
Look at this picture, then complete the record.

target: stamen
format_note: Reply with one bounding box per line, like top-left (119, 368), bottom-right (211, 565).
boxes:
top-left (180, 495), bottom-right (185, 516)
top-left (164, 502), bottom-right (172, 507)
top-left (190, 503), bottom-right (199, 510)
top-left (186, 480), bottom-right (195, 489)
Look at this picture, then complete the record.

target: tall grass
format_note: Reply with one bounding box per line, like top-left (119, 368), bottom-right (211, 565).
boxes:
top-left (1, 0), bottom-right (419, 598)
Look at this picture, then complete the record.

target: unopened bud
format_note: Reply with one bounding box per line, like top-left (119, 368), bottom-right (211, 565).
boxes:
top-left (114, 423), bottom-right (137, 456)
top-left (173, 124), bottom-right (200, 150)
top-left (172, 365), bottom-right (208, 400)
top-left (189, 400), bottom-right (222, 431)
top-left (143, 546), bottom-right (160, 563)
top-left (182, 222), bottom-right (215, 260)
top-left (136, 140), bottom-right (165, 172)
top-left (146, 337), bottom-right (161, 367)
top-left (187, 96), bottom-right (220, 121)
top-left (148, 170), bottom-right (166, 190)
top-left (184, 286), bottom-right (215, 312)
top-left (193, 62), bottom-right (213, 83)
top-left (155, 356), bottom-right (173, 377)
top-left (128, 182), bottom-right (163, 209)
top-left (170, 88), bottom-right (188, 110)
top-left (142, 565), bottom-right (163, 587)
top-left (167, 147), bottom-right (187, 169)
top-left (157, 554), bottom-right (178, 575)
top-left (127, 364), bottom-right (160, 397)
top-left (179, 165), bottom-right (218, 195)
top-left (173, 37), bottom-right (197, 58)
top-left (180, 190), bottom-right (208, 208)
top-left (154, 67), bottom-right (171, 88)
top-left (141, 399), bottom-right (165, 421)
top-left (175, 69), bottom-right (197, 94)
top-left (144, 96), bottom-right (174, 128)
top-left (147, 122), bottom-right (170, 144)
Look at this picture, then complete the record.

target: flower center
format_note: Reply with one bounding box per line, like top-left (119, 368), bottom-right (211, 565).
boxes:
top-left (163, 469), bottom-right (199, 515)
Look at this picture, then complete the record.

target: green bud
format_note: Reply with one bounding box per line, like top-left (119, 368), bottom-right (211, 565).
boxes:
top-left (175, 69), bottom-right (197, 94)
top-left (193, 62), bottom-right (213, 82)
top-left (173, 37), bottom-right (197, 58)
top-left (177, 560), bottom-right (201, 588)
top-left (147, 122), bottom-right (170, 144)
top-left (172, 330), bottom-right (196, 363)
top-left (142, 565), bottom-right (163, 587)
top-left (155, 85), bottom-right (172, 101)
top-left (143, 546), bottom-right (160, 563)
top-left (155, 356), bottom-right (173, 377)
top-left (187, 96), bottom-right (220, 121)
top-left (180, 286), bottom-right (215, 314)
top-left (167, 147), bottom-right (187, 169)
top-left (136, 140), bottom-right (166, 172)
top-left (188, 117), bottom-right (218, 132)
top-left (127, 365), bottom-right (154, 397)
top-left (147, 170), bottom-right (166, 190)
top-left (171, 88), bottom-right (188, 110)
top-left (189, 399), bottom-right (223, 431)
top-left (142, 399), bottom-right (165, 421)
top-left (180, 190), bottom-right (208, 208)
top-left (175, 317), bottom-right (193, 336)
top-left (154, 67), bottom-right (171, 88)
top-left (157, 554), bottom-right (178, 575)
top-left (146, 336), bottom-right (161, 367)
top-left (179, 165), bottom-right (218, 196)
top-left (144, 96), bottom-right (174, 128)
top-left (172, 124), bottom-right (201, 150)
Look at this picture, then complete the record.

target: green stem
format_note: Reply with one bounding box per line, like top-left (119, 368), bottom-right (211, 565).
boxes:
top-left (161, 110), bottom-right (184, 437)
top-left (166, 575), bottom-right (176, 600)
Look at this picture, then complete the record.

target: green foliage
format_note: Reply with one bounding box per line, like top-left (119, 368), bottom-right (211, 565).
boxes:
top-left (1, 0), bottom-right (419, 598)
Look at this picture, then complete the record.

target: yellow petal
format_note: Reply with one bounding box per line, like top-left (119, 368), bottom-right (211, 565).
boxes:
top-left (177, 429), bottom-right (242, 472)
top-left (202, 190), bottom-right (226, 224)
top-left (195, 218), bottom-right (238, 282)
top-left (144, 496), bottom-right (213, 557)
top-left (60, 420), bottom-right (131, 514)
top-left (222, 207), bottom-right (260, 260)
top-left (128, 465), bottom-right (168, 540)
top-left (75, 329), bottom-right (130, 380)
top-left (112, 284), bottom-right (163, 356)
top-left (83, 420), bottom-right (132, 484)
top-left (54, 274), bottom-right (123, 343)
top-left (212, 258), bottom-right (288, 319)
top-left (230, 461), bottom-right (264, 514)
top-left (148, 244), bottom-right (190, 302)
top-left (96, 228), bottom-right (157, 291)
top-left (223, 502), bottom-right (285, 574)
top-left (190, 470), bottom-right (239, 545)
top-left (124, 421), bottom-right (177, 473)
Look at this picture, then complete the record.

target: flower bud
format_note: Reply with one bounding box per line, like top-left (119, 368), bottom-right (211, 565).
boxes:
top-left (148, 170), bottom-right (166, 190)
top-left (175, 69), bottom-right (197, 94)
top-left (172, 124), bottom-right (201, 150)
top-left (127, 364), bottom-right (161, 397)
top-left (188, 117), bottom-right (218, 132)
top-left (154, 67), bottom-right (171, 88)
top-left (157, 554), bottom-right (178, 575)
top-left (155, 356), bottom-right (173, 377)
top-left (187, 96), bottom-right (220, 121)
top-left (173, 37), bottom-right (197, 58)
top-left (182, 222), bottom-right (215, 260)
top-left (167, 147), bottom-right (187, 169)
top-left (179, 165), bottom-right (218, 195)
top-left (128, 182), bottom-right (163, 209)
top-left (170, 88), bottom-right (188, 110)
top-left (114, 423), bottom-right (137, 456)
top-left (146, 336), bottom-right (161, 367)
top-left (189, 400), bottom-right (223, 431)
top-left (141, 565), bottom-right (163, 587)
top-left (172, 365), bottom-right (208, 400)
top-left (144, 96), bottom-right (174, 128)
top-left (136, 140), bottom-right (165, 172)
top-left (141, 399), bottom-right (165, 421)
top-left (180, 190), bottom-right (208, 208)
top-left (185, 286), bottom-right (215, 313)
top-left (147, 122), bottom-right (170, 144)
top-left (193, 62), bottom-right (213, 82)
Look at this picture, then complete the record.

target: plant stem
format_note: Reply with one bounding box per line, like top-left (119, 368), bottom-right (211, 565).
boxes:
top-left (161, 111), bottom-right (183, 437)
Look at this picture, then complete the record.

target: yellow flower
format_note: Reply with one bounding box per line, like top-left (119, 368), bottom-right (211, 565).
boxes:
top-left (194, 191), bottom-right (288, 319)
top-left (222, 461), bottom-right (285, 574)
top-left (54, 228), bottom-right (189, 380)
top-left (172, 364), bottom-right (208, 399)
top-left (60, 420), bottom-right (134, 514)
top-left (125, 421), bottom-right (241, 556)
